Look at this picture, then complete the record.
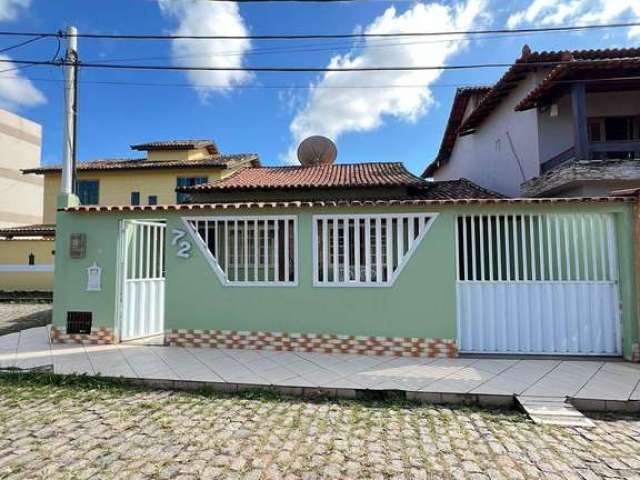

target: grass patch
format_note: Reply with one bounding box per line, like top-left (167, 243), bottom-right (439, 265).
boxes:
top-left (0, 371), bottom-right (525, 421)
top-left (0, 371), bottom-right (140, 393)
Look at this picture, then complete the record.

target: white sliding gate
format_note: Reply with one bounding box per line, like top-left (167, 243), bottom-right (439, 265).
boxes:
top-left (119, 220), bottom-right (166, 341)
top-left (456, 213), bottom-right (621, 355)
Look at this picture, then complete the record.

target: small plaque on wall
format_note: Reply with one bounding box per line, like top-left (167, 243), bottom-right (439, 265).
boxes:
top-left (69, 233), bottom-right (86, 259)
top-left (86, 263), bottom-right (102, 292)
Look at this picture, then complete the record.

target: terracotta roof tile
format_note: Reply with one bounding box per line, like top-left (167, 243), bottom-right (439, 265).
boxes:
top-left (0, 224), bottom-right (55, 238)
top-left (420, 179), bottom-right (505, 200)
top-left (181, 162), bottom-right (425, 192)
top-left (22, 154), bottom-right (259, 174)
top-left (131, 140), bottom-right (218, 153)
top-left (61, 195), bottom-right (632, 214)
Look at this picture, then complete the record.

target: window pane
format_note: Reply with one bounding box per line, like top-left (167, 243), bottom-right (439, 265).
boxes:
top-left (148, 195), bottom-right (158, 205)
top-left (77, 180), bottom-right (99, 205)
top-left (131, 192), bottom-right (140, 206)
top-left (604, 117), bottom-right (632, 141)
top-left (588, 119), bottom-right (601, 142)
top-left (176, 176), bottom-right (209, 203)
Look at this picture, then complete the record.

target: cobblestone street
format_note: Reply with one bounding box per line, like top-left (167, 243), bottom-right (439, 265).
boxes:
top-left (0, 303), bottom-right (51, 336)
top-left (0, 375), bottom-right (639, 480)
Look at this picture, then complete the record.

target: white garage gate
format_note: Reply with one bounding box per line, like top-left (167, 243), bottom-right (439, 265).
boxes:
top-left (456, 213), bottom-right (621, 356)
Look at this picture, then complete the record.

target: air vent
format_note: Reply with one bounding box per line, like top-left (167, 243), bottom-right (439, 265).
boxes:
top-left (66, 311), bottom-right (92, 334)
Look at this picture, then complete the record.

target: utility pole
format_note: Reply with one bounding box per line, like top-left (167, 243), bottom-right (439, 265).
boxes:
top-left (61, 26), bottom-right (78, 197)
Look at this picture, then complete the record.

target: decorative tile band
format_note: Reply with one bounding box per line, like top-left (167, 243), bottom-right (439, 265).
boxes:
top-left (167, 329), bottom-right (458, 358)
top-left (50, 326), bottom-right (114, 345)
top-left (632, 342), bottom-right (640, 363)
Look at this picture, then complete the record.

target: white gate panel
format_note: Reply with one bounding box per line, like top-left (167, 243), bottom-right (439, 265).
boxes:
top-left (456, 213), bottom-right (621, 356)
top-left (120, 220), bottom-right (166, 341)
top-left (457, 282), bottom-right (620, 354)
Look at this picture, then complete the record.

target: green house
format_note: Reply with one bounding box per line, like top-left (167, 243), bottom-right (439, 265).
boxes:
top-left (51, 160), bottom-right (639, 361)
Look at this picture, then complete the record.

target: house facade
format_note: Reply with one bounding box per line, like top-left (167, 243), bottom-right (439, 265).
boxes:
top-left (424, 46), bottom-right (640, 198)
top-left (48, 155), bottom-right (639, 361)
top-left (0, 109), bottom-right (43, 228)
top-left (0, 109), bottom-right (48, 292)
top-left (0, 140), bottom-right (258, 292)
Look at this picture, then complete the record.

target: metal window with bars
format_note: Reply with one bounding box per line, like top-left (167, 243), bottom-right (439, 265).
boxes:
top-left (313, 214), bottom-right (435, 287)
top-left (185, 216), bottom-right (297, 286)
top-left (456, 213), bottom-right (617, 283)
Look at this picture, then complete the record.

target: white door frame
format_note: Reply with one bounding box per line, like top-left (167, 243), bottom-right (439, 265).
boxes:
top-left (117, 219), bottom-right (167, 342)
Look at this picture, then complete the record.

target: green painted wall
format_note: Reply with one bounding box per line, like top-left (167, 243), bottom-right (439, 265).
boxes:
top-left (52, 202), bottom-right (639, 359)
top-left (163, 209), bottom-right (456, 340)
top-left (52, 213), bottom-right (121, 329)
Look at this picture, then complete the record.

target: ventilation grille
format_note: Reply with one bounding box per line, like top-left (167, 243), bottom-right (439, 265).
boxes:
top-left (66, 311), bottom-right (92, 335)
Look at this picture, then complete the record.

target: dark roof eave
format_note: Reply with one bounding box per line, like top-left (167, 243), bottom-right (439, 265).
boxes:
top-left (178, 182), bottom-right (426, 194)
top-left (0, 224), bottom-right (56, 239)
top-left (22, 154), bottom-right (259, 175)
top-left (58, 195), bottom-right (634, 214)
top-left (23, 163), bottom-right (228, 174)
top-left (421, 160), bottom-right (441, 178)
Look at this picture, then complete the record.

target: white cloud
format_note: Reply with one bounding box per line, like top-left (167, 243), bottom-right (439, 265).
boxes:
top-left (284, 0), bottom-right (487, 164)
top-left (507, 0), bottom-right (640, 38)
top-left (0, 55), bottom-right (46, 109)
top-left (0, 0), bottom-right (45, 109)
top-left (158, 0), bottom-right (252, 99)
top-left (0, 0), bottom-right (30, 22)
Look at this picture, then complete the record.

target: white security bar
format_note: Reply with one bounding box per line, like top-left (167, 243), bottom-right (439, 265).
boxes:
top-left (456, 213), bottom-right (616, 282)
top-left (186, 216), bottom-right (298, 286)
top-left (313, 213), bottom-right (436, 287)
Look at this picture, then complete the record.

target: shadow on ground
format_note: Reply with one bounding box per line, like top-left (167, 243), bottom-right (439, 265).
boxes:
top-left (0, 306), bottom-right (52, 336)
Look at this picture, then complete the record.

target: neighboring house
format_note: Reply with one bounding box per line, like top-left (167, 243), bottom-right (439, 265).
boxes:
top-left (47, 152), bottom-right (638, 361)
top-left (0, 110), bottom-right (48, 293)
top-left (424, 46), bottom-right (640, 198)
top-left (22, 139), bottom-right (259, 225)
top-left (0, 109), bottom-right (43, 228)
top-left (0, 139), bottom-right (258, 292)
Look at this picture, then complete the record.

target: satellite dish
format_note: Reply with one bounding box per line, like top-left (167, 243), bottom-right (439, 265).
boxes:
top-left (297, 136), bottom-right (337, 166)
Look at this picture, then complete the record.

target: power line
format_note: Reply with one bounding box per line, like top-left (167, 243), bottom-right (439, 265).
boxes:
top-left (0, 57), bottom-right (626, 73)
top-left (84, 30), bottom-right (565, 63)
top-left (0, 34), bottom-right (46, 54)
top-left (0, 74), bottom-right (478, 89)
top-left (0, 34), bottom-right (60, 74)
top-left (3, 74), bottom-right (639, 90)
top-left (0, 20), bottom-right (639, 41)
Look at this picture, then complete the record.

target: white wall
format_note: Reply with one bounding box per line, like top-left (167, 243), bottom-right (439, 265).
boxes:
top-left (0, 109), bottom-right (43, 227)
top-left (537, 93), bottom-right (573, 164)
top-left (436, 74), bottom-right (542, 197)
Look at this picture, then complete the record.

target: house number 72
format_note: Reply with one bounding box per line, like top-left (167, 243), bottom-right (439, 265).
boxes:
top-left (171, 229), bottom-right (192, 259)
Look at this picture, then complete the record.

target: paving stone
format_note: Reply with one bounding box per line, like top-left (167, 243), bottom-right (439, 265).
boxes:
top-left (1, 322), bottom-right (640, 479)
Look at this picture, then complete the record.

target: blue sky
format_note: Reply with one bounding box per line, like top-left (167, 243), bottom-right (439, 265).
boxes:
top-left (1, 0), bottom-right (639, 174)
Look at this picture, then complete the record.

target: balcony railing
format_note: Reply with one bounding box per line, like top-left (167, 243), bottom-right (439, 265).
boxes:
top-left (541, 141), bottom-right (640, 174)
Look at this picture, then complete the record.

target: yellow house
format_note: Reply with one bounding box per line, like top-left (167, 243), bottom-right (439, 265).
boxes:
top-left (0, 140), bottom-right (259, 292)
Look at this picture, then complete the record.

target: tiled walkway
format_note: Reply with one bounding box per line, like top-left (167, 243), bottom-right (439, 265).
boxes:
top-left (2, 327), bottom-right (640, 408)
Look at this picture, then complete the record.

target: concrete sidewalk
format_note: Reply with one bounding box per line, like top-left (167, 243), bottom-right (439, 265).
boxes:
top-left (2, 327), bottom-right (639, 412)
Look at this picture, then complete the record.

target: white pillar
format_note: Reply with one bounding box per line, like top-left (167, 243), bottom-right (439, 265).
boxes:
top-left (61, 26), bottom-right (78, 195)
